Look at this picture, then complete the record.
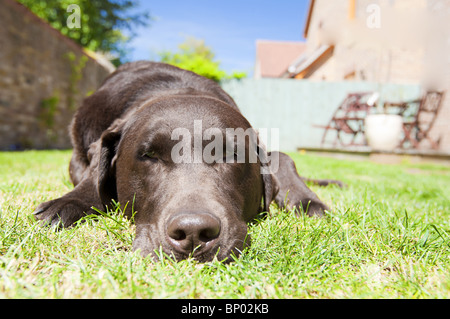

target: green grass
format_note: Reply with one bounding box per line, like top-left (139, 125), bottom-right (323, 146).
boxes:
top-left (0, 150), bottom-right (449, 298)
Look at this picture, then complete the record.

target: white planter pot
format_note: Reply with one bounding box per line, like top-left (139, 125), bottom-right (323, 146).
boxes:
top-left (365, 114), bottom-right (403, 151)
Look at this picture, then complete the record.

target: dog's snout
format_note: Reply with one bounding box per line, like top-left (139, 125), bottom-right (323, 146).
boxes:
top-left (166, 212), bottom-right (221, 255)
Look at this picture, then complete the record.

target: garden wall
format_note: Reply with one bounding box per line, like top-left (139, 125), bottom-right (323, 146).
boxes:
top-left (0, 0), bottom-right (113, 150)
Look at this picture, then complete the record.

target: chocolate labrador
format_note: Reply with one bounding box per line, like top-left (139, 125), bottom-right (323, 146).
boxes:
top-left (34, 62), bottom-right (339, 262)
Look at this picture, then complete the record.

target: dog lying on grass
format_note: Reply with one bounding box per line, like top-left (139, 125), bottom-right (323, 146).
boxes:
top-left (34, 62), bottom-right (342, 262)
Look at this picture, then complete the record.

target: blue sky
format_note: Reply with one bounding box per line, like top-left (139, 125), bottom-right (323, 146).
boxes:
top-left (126, 0), bottom-right (309, 76)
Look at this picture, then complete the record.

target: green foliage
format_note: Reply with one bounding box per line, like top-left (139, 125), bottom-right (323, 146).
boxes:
top-left (38, 95), bottom-right (59, 130)
top-left (159, 37), bottom-right (247, 82)
top-left (64, 52), bottom-right (88, 109)
top-left (17, 0), bottom-right (150, 65)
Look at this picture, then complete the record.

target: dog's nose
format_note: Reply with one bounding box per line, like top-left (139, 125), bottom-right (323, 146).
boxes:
top-left (166, 212), bottom-right (221, 255)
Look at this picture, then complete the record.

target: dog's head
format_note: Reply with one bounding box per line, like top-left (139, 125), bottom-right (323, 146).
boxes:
top-left (96, 95), bottom-right (279, 262)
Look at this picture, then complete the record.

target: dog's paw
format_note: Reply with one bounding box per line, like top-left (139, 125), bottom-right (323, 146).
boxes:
top-left (302, 200), bottom-right (329, 217)
top-left (33, 198), bottom-right (92, 228)
top-left (286, 199), bottom-right (329, 217)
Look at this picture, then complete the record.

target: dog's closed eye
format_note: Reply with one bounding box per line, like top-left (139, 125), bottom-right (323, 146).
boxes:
top-left (142, 150), bottom-right (158, 162)
top-left (223, 149), bottom-right (238, 162)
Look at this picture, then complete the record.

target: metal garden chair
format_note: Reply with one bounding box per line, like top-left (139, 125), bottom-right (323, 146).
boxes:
top-left (383, 91), bottom-right (444, 149)
top-left (317, 92), bottom-right (379, 147)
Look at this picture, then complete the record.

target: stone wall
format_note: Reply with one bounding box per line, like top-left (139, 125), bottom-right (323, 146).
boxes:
top-left (0, 0), bottom-right (113, 150)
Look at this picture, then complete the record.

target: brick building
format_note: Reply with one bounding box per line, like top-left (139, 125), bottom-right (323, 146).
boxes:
top-left (288, 0), bottom-right (450, 152)
top-left (254, 40), bottom-right (306, 78)
top-left (256, 0), bottom-right (450, 152)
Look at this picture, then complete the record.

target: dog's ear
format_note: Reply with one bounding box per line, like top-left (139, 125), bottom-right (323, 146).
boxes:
top-left (97, 119), bottom-right (124, 208)
top-left (259, 148), bottom-right (280, 213)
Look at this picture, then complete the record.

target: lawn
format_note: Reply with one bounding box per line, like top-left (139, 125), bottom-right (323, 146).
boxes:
top-left (0, 150), bottom-right (449, 298)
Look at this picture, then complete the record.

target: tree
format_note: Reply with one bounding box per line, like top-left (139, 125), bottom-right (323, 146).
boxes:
top-left (18, 0), bottom-right (150, 65)
top-left (159, 37), bottom-right (247, 82)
